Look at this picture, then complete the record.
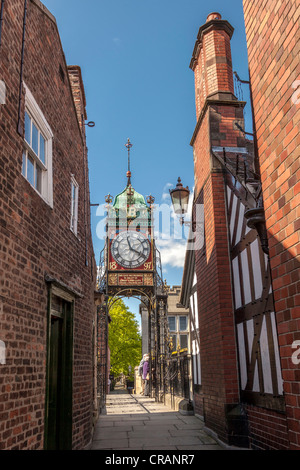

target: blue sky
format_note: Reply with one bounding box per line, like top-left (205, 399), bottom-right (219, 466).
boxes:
top-left (42, 0), bottom-right (252, 318)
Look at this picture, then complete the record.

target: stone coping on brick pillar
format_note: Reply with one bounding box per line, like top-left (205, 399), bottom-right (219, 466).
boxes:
top-left (190, 96), bottom-right (247, 147)
top-left (189, 13), bottom-right (234, 71)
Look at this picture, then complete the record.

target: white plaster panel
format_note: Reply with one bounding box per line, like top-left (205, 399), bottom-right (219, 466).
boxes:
top-left (237, 323), bottom-right (247, 390)
top-left (250, 238), bottom-right (263, 299)
top-left (271, 311), bottom-right (284, 395)
top-left (232, 257), bottom-right (242, 309)
top-left (230, 194), bottom-right (238, 242)
top-left (241, 249), bottom-right (251, 305)
top-left (260, 316), bottom-right (273, 394)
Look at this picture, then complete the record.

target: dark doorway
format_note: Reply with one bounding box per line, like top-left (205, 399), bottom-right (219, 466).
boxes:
top-left (45, 291), bottom-right (73, 450)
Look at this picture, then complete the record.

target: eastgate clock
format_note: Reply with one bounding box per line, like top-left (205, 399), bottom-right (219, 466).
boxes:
top-left (111, 231), bottom-right (151, 269)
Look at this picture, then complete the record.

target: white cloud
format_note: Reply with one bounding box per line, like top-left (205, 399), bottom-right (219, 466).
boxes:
top-left (161, 182), bottom-right (173, 202)
top-left (153, 185), bottom-right (196, 270)
top-left (156, 238), bottom-right (187, 269)
top-left (152, 183), bottom-right (195, 270)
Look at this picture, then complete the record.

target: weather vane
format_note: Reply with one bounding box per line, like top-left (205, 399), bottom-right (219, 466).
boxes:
top-left (125, 138), bottom-right (133, 185)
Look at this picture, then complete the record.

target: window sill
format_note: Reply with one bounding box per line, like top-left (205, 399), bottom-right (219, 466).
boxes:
top-left (70, 227), bottom-right (81, 242)
top-left (21, 173), bottom-right (53, 209)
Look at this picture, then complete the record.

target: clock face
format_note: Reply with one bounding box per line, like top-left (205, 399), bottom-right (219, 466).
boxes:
top-left (111, 231), bottom-right (151, 268)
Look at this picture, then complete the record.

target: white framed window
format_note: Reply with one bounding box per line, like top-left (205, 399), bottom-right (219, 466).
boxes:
top-left (168, 315), bottom-right (189, 353)
top-left (22, 83), bottom-right (53, 207)
top-left (168, 315), bottom-right (188, 332)
top-left (70, 176), bottom-right (79, 235)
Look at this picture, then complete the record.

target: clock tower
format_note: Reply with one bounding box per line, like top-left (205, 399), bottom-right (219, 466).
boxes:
top-left (104, 139), bottom-right (155, 300)
top-left (97, 139), bottom-right (170, 401)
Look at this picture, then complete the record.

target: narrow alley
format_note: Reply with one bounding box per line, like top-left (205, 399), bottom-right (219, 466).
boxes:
top-left (1, 0), bottom-right (298, 453)
top-left (90, 385), bottom-right (224, 451)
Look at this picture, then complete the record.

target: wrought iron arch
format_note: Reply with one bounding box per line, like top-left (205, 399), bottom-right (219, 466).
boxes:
top-left (106, 288), bottom-right (155, 313)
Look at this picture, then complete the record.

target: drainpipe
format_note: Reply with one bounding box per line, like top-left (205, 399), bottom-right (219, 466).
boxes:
top-left (0, 0), bottom-right (5, 106)
top-left (0, 0), bottom-right (5, 48)
top-left (17, 0), bottom-right (28, 136)
top-left (81, 113), bottom-right (89, 267)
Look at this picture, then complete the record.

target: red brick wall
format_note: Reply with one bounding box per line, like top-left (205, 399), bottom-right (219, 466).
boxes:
top-left (246, 406), bottom-right (290, 450)
top-left (194, 177), bottom-right (239, 443)
top-left (192, 112), bottom-right (210, 197)
top-left (0, 0), bottom-right (96, 449)
top-left (193, 386), bottom-right (204, 417)
top-left (243, 0), bottom-right (300, 449)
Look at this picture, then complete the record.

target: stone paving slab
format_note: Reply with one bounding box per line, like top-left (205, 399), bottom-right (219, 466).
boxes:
top-left (91, 389), bottom-right (224, 451)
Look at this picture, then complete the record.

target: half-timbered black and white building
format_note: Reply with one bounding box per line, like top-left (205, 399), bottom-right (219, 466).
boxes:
top-left (216, 146), bottom-right (284, 413)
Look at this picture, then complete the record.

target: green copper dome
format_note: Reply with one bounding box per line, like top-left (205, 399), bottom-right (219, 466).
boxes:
top-left (112, 185), bottom-right (148, 210)
top-left (107, 184), bottom-right (151, 226)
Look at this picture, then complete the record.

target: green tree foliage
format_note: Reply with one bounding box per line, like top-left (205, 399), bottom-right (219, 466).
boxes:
top-left (108, 298), bottom-right (142, 378)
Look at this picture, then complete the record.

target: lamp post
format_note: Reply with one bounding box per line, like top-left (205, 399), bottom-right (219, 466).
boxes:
top-left (169, 178), bottom-right (190, 226)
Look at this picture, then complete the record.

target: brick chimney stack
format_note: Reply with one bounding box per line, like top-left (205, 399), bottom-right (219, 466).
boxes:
top-left (190, 12), bottom-right (236, 120)
top-left (190, 12), bottom-right (248, 197)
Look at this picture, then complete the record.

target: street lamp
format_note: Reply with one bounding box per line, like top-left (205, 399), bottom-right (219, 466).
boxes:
top-left (169, 178), bottom-right (190, 225)
top-left (244, 206), bottom-right (269, 254)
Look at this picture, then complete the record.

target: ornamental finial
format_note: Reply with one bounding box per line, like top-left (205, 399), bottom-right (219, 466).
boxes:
top-left (125, 138), bottom-right (133, 185)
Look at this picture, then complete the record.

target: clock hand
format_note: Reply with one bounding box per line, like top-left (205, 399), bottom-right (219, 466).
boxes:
top-left (126, 236), bottom-right (134, 251)
top-left (127, 236), bottom-right (143, 255)
top-left (130, 246), bottom-right (143, 255)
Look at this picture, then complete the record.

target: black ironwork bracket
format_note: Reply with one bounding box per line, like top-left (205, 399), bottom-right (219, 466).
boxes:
top-left (212, 148), bottom-right (269, 255)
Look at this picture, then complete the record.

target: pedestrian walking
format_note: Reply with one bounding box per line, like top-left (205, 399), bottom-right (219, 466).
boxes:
top-left (142, 354), bottom-right (150, 396)
top-left (138, 353), bottom-right (147, 395)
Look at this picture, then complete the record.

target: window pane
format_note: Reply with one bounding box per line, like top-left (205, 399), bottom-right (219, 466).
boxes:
top-left (71, 183), bottom-right (75, 219)
top-left (168, 316), bottom-right (176, 331)
top-left (32, 121), bottom-right (39, 155)
top-left (27, 155), bottom-right (34, 186)
top-left (22, 152), bottom-right (26, 176)
top-left (71, 212), bottom-right (75, 231)
top-left (179, 316), bottom-right (187, 331)
top-left (40, 134), bottom-right (45, 164)
top-left (25, 112), bottom-right (31, 144)
top-left (36, 165), bottom-right (42, 193)
top-left (180, 334), bottom-right (188, 349)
